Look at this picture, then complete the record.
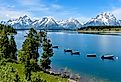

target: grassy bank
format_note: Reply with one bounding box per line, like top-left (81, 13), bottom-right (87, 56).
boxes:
top-left (0, 62), bottom-right (68, 82)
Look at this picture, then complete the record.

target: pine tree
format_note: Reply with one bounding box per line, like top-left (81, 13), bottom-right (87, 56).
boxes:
top-left (18, 28), bottom-right (42, 80)
top-left (9, 35), bottom-right (17, 60)
top-left (18, 28), bottom-right (41, 64)
top-left (24, 54), bottom-right (31, 81)
top-left (0, 31), bottom-right (10, 59)
top-left (40, 35), bottom-right (53, 70)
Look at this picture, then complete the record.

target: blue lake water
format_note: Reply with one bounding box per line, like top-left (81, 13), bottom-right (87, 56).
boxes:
top-left (15, 31), bottom-right (121, 82)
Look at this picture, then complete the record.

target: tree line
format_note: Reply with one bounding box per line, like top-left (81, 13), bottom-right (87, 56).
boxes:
top-left (78, 26), bottom-right (121, 31)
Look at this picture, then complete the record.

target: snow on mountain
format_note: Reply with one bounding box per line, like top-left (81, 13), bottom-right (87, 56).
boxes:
top-left (84, 12), bottom-right (121, 26)
top-left (1, 16), bottom-right (81, 30)
top-left (119, 20), bottom-right (121, 24)
top-left (6, 15), bottom-right (33, 29)
top-left (57, 18), bottom-right (82, 29)
top-left (1, 12), bottom-right (121, 30)
top-left (32, 17), bottom-right (61, 29)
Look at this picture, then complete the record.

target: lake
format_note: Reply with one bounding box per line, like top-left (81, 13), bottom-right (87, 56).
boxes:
top-left (15, 31), bottom-right (121, 82)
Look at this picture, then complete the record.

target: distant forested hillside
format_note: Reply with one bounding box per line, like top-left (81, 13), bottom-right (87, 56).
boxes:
top-left (78, 26), bottom-right (121, 31)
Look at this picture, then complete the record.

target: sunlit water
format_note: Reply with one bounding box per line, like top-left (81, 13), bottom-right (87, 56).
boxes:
top-left (15, 31), bottom-right (121, 82)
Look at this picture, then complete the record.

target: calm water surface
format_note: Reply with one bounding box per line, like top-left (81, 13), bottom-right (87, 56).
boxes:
top-left (15, 31), bottom-right (121, 82)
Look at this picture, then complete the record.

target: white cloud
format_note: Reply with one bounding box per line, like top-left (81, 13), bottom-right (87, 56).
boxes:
top-left (0, 6), bottom-right (32, 21)
top-left (7, 5), bottom-right (15, 8)
top-left (51, 4), bottom-right (62, 9)
top-left (17, 0), bottom-right (62, 12)
top-left (0, 0), bottom-right (89, 23)
top-left (17, 0), bottom-right (40, 6)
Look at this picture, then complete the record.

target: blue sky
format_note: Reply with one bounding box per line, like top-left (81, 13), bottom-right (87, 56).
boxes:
top-left (0, 0), bottom-right (121, 22)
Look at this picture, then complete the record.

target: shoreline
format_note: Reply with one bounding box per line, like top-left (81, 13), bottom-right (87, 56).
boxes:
top-left (49, 66), bottom-right (109, 82)
top-left (16, 29), bottom-right (121, 36)
top-left (45, 67), bottom-right (81, 82)
top-left (78, 31), bottom-right (121, 36)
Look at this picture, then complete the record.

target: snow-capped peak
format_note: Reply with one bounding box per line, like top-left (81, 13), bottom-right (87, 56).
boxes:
top-left (18, 15), bottom-right (32, 23)
top-left (42, 17), bottom-right (57, 25)
top-left (84, 12), bottom-right (120, 26)
top-left (57, 18), bottom-right (82, 29)
top-left (32, 16), bottom-right (60, 29)
top-left (95, 12), bottom-right (116, 22)
top-left (4, 15), bottom-right (33, 29)
top-left (19, 15), bottom-right (31, 20)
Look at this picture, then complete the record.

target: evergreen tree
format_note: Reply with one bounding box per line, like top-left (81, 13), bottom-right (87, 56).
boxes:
top-left (0, 24), bottom-right (17, 34)
top-left (0, 24), bottom-right (17, 60)
top-left (18, 28), bottom-right (40, 63)
top-left (9, 35), bottom-right (17, 60)
top-left (18, 28), bottom-right (42, 80)
top-left (24, 54), bottom-right (31, 81)
top-left (40, 36), bottom-right (53, 70)
top-left (0, 31), bottom-right (10, 59)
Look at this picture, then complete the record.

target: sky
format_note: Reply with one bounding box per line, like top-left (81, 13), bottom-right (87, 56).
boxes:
top-left (0, 0), bottom-right (121, 23)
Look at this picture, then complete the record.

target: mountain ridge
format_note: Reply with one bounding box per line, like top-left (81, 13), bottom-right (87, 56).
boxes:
top-left (1, 12), bottom-right (121, 30)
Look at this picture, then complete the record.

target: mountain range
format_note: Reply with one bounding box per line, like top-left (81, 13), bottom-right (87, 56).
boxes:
top-left (1, 12), bottom-right (121, 30)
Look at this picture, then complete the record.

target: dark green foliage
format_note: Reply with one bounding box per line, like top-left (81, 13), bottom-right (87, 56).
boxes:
top-left (0, 60), bottom-right (21, 82)
top-left (0, 24), bottom-right (17, 34)
top-left (14, 72), bottom-right (20, 82)
top-left (0, 34), bottom-right (17, 61)
top-left (0, 31), bottom-right (10, 59)
top-left (0, 24), bottom-right (20, 81)
top-left (31, 72), bottom-right (46, 82)
top-left (39, 30), bottom-right (47, 38)
top-left (18, 28), bottom-right (41, 64)
top-left (78, 26), bottom-right (121, 31)
top-left (20, 37), bottom-right (39, 62)
top-left (24, 58), bottom-right (32, 81)
top-left (42, 39), bottom-right (53, 58)
top-left (9, 35), bottom-right (17, 60)
top-left (0, 24), bottom-right (17, 61)
top-left (0, 58), bottom-right (17, 65)
top-left (40, 32), bottom-right (53, 70)
top-left (40, 58), bottom-right (51, 69)
top-left (18, 28), bottom-right (42, 80)
top-left (30, 59), bottom-right (40, 71)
